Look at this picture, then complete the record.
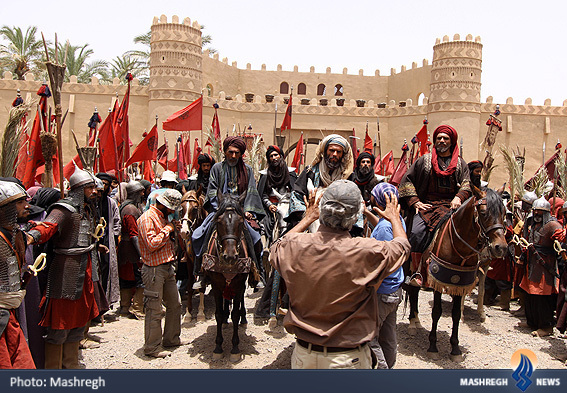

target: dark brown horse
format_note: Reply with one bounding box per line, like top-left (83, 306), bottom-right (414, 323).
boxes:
top-left (202, 192), bottom-right (250, 362)
top-left (406, 186), bottom-right (507, 361)
top-left (179, 187), bottom-right (207, 321)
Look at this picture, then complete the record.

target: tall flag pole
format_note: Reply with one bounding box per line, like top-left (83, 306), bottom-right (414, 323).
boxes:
top-left (281, 86), bottom-right (293, 165)
top-left (273, 102), bottom-right (278, 148)
top-left (364, 121), bottom-right (373, 153)
top-left (481, 105), bottom-right (502, 182)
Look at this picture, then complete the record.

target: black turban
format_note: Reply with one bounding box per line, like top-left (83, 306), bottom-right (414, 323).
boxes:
top-left (96, 172), bottom-right (117, 184)
top-left (266, 145), bottom-right (284, 161)
top-left (468, 160), bottom-right (483, 172)
top-left (197, 153), bottom-right (215, 166)
top-left (356, 152), bottom-right (375, 168)
top-left (223, 136), bottom-right (246, 154)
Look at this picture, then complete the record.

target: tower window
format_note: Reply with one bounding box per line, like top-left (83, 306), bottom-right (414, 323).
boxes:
top-left (334, 84), bottom-right (344, 96)
top-left (280, 82), bottom-right (289, 94)
top-left (297, 83), bottom-right (307, 95)
top-left (317, 84), bottom-right (326, 96)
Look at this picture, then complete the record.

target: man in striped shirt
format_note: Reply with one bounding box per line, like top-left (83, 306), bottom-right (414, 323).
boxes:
top-left (137, 189), bottom-right (186, 358)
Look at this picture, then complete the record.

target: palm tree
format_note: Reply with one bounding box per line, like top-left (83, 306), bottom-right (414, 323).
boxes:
top-left (0, 25), bottom-right (45, 79)
top-left (49, 42), bottom-right (108, 83)
top-left (106, 55), bottom-right (148, 85)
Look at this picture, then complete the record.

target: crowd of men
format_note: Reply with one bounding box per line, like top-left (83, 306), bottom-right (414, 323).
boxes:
top-left (1, 126), bottom-right (567, 369)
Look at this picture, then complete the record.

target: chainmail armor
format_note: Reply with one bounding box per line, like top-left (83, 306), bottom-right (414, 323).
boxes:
top-left (0, 203), bottom-right (21, 293)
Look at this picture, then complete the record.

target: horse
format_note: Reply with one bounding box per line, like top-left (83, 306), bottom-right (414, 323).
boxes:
top-left (179, 187), bottom-right (207, 321)
top-left (202, 192), bottom-right (251, 362)
top-left (405, 186), bottom-right (507, 361)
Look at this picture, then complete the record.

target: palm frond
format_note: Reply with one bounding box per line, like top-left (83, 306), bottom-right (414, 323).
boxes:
top-left (203, 126), bottom-right (222, 163)
top-left (1, 99), bottom-right (33, 177)
top-left (499, 144), bottom-right (525, 199)
top-left (528, 167), bottom-right (550, 198)
top-left (555, 150), bottom-right (567, 199)
top-left (243, 135), bottom-right (266, 181)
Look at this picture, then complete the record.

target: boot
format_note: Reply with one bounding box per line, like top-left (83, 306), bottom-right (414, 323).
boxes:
top-left (407, 253), bottom-right (423, 287)
top-left (44, 342), bottom-right (63, 369)
top-left (119, 288), bottom-right (134, 315)
top-left (498, 289), bottom-right (511, 311)
top-left (129, 287), bottom-right (145, 320)
top-left (62, 341), bottom-right (81, 369)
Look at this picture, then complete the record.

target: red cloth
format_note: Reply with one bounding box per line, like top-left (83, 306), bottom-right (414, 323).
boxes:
top-left (22, 95), bottom-right (48, 189)
top-left (15, 132), bottom-right (29, 180)
top-left (207, 106), bottom-right (221, 146)
top-left (163, 97), bottom-right (203, 132)
top-left (280, 94), bottom-right (292, 131)
top-left (389, 149), bottom-right (408, 186)
top-left (0, 310), bottom-right (35, 369)
top-left (143, 160), bottom-right (154, 182)
top-left (177, 140), bottom-right (187, 180)
top-left (39, 258), bottom-right (98, 330)
top-left (364, 130), bottom-right (373, 153)
top-left (191, 138), bottom-right (202, 173)
top-left (182, 136), bottom-right (191, 174)
top-left (291, 133), bottom-right (304, 173)
top-left (381, 150), bottom-right (395, 176)
top-left (125, 124), bottom-right (158, 167)
top-left (114, 79), bottom-right (132, 170)
top-left (416, 123), bottom-right (429, 156)
top-left (431, 125), bottom-right (459, 176)
top-left (98, 109), bottom-right (119, 173)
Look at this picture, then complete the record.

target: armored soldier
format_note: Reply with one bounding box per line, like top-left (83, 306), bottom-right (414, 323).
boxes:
top-left (28, 168), bottom-right (101, 368)
top-left (519, 197), bottom-right (562, 337)
top-left (0, 180), bottom-right (36, 368)
top-left (117, 181), bottom-right (145, 319)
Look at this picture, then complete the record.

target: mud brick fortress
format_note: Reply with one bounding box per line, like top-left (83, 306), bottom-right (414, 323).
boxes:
top-left (1, 14), bottom-right (567, 186)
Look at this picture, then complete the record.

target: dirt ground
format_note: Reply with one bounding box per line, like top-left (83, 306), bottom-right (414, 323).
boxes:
top-left (81, 287), bottom-right (567, 369)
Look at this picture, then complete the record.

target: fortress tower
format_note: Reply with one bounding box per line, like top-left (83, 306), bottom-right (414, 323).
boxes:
top-left (148, 15), bottom-right (203, 127)
top-left (428, 34), bottom-right (484, 157)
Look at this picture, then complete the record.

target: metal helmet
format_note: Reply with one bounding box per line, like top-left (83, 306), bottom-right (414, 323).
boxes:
top-left (0, 180), bottom-right (28, 207)
top-left (69, 166), bottom-right (95, 190)
top-left (94, 177), bottom-right (104, 191)
top-left (126, 181), bottom-right (144, 197)
top-left (156, 189), bottom-right (182, 211)
top-left (521, 191), bottom-right (537, 204)
top-left (532, 197), bottom-right (551, 212)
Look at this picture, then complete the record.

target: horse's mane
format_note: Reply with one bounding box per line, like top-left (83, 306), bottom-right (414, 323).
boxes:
top-left (484, 188), bottom-right (505, 217)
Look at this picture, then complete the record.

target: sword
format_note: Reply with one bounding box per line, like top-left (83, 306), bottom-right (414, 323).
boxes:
top-left (20, 253), bottom-right (47, 289)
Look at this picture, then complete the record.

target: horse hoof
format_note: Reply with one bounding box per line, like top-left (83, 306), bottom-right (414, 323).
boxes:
top-left (268, 317), bottom-right (278, 330)
top-left (229, 353), bottom-right (241, 362)
top-left (450, 354), bottom-right (464, 362)
top-left (479, 313), bottom-right (486, 323)
top-left (197, 313), bottom-right (205, 322)
top-left (427, 351), bottom-right (440, 360)
top-left (183, 314), bottom-right (193, 323)
top-left (212, 352), bottom-right (223, 360)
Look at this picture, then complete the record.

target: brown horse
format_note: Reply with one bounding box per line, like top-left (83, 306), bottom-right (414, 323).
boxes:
top-left (406, 186), bottom-right (507, 361)
top-left (179, 187), bottom-right (207, 320)
top-left (202, 192), bottom-right (250, 362)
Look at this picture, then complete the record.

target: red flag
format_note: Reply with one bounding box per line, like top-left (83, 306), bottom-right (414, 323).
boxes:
top-left (416, 119), bottom-right (429, 156)
top-left (525, 150), bottom-right (561, 186)
top-left (364, 128), bottom-right (373, 154)
top-left (280, 94), bottom-right (292, 131)
top-left (177, 138), bottom-right (187, 180)
top-left (381, 150), bottom-right (395, 176)
top-left (191, 138), bottom-right (202, 173)
top-left (114, 74), bottom-right (133, 172)
top-left (143, 160), bottom-right (154, 182)
top-left (15, 132), bottom-right (29, 180)
top-left (374, 154), bottom-right (382, 175)
top-left (124, 125), bottom-right (158, 167)
top-left (163, 97), bottom-right (203, 132)
top-left (157, 141), bottom-right (169, 170)
top-left (98, 109), bottom-right (119, 173)
top-left (22, 95), bottom-right (49, 189)
top-left (164, 148), bottom-right (178, 173)
top-left (389, 144), bottom-right (410, 186)
top-left (291, 133), bottom-right (304, 173)
top-left (206, 103), bottom-right (221, 147)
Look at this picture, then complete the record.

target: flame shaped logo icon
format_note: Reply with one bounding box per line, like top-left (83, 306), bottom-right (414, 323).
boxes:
top-left (511, 350), bottom-right (537, 391)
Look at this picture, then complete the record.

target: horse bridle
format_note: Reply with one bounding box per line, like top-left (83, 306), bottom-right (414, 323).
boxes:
top-left (215, 207), bottom-right (244, 260)
top-left (180, 196), bottom-right (201, 235)
top-left (448, 197), bottom-right (505, 259)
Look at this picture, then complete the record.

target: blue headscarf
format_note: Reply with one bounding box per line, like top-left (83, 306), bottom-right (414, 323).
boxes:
top-left (325, 135), bottom-right (348, 150)
top-left (371, 182), bottom-right (399, 208)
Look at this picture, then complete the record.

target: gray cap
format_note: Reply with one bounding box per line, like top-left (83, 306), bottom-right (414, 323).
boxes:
top-left (156, 189), bottom-right (182, 211)
top-left (0, 180), bottom-right (28, 207)
top-left (532, 197), bottom-right (551, 212)
top-left (521, 191), bottom-right (537, 204)
top-left (126, 181), bottom-right (144, 196)
top-left (69, 166), bottom-right (95, 190)
top-left (320, 180), bottom-right (362, 215)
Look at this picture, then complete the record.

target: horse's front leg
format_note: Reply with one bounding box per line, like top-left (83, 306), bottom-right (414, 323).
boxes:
top-left (450, 295), bottom-right (464, 362)
top-left (427, 291), bottom-right (442, 359)
top-left (213, 288), bottom-right (224, 360)
top-left (229, 284), bottom-right (245, 362)
top-left (239, 290), bottom-right (247, 326)
top-left (406, 285), bottom-right (422, 336)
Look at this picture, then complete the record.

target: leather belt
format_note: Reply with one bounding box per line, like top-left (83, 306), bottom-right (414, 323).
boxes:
top-left (296, 339), bottom-right (364, 353)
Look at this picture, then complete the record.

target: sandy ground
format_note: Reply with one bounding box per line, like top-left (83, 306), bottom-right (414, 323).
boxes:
top-left (81, 287), bottom-right (567, 369)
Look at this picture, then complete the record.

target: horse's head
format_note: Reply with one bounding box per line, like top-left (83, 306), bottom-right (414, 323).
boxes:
top-left (180, 190), bottom-right (204, 240)
top-left (472, 185), bottom-right (507, 258)
top-left (215, 191), bottom-right (246, 263)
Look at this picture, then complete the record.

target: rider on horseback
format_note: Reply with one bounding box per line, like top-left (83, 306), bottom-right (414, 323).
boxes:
top-left (399, 125), bottom-right (472, 282)
top-left (191, 136), bottom-right (266, 290)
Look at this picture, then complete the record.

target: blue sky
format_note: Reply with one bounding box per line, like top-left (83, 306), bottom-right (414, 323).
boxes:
top-left (3, 0), bottom-right (566, 106)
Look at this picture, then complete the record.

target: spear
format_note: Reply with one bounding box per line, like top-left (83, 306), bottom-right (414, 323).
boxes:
top-left (543, 142), bottom-right (546, 166)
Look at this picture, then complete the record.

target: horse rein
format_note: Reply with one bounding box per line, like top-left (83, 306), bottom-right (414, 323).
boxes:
top-left (443, 197), bottom-right (505, 264)
top-left (215, 207), bottom-right (245, 261)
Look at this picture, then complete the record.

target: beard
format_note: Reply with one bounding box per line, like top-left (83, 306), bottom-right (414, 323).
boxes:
top-left (534, 215), bottom-right (543, 223)
top-left (435, 144), bottom-right (450, 154)
top-left (324, 156), bottom-right (341, 170)
top-left (359, 166), bottom-right (372, 176)
top-left (227, 158), bottom-right (238, 167)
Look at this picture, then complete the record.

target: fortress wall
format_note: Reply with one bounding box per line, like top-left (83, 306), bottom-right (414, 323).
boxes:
top-left (387, 63), bottom-right (431, 104)
top-left (0, 73), bottom-right (149, 165)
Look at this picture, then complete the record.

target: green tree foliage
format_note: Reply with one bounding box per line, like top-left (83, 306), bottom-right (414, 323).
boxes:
top-left (49, 41), bottom-right (108, 83)
top-left (0, 25), bottom-right (45, 79)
